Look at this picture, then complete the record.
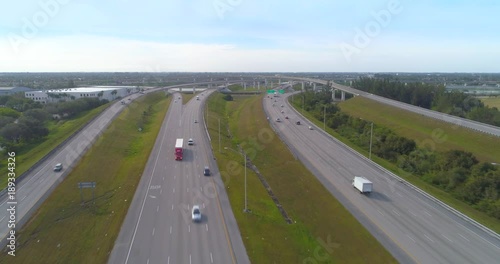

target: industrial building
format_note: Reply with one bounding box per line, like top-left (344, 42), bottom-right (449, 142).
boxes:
top-left (24, 86), bottom-right (136, 104)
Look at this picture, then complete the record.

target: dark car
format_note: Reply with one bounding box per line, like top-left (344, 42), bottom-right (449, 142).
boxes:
top-left (203, 166), bottom-right (210, 176)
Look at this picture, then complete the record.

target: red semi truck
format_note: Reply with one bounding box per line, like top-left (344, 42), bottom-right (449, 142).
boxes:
top-left (175, 138), bottom-right (183, 160)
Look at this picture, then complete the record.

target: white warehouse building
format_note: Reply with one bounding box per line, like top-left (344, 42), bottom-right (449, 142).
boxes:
top-left (25, 86), bottom-right (136, 104)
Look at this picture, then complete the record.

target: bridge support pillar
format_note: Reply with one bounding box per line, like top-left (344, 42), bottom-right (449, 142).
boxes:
top-left (301, 82), bottom-right (305, 92)
top-left (341, 91), bottom-right (345, 101)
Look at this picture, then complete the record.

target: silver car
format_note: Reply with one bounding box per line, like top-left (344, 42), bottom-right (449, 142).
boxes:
top-left (192, 205), bottom-right (201, 222)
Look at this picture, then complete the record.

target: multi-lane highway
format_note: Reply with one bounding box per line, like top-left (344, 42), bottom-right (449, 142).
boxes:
top-left (263, 93), bottom-right (500, 263)
top-left (108, 92), bottom-right (249, 264)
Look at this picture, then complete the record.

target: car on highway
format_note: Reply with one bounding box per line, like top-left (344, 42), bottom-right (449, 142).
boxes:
top-left (194, 119), bottom-right (198, 123)
top-left (285, 116), bottom-right (288, 119)
top-left (281, 110), bottom-right (284, 113)
top-left (281, 104), bottom-right (284, 107)
top-left (188, 138), bottom-right (194, 145)
top-left (178, 96), bottom-right (181, 99)
top-left (192, 205), bottom-right (201, 222)
top-left (308, 126), bottom-right (313, 130)
top-left (203, 166), bottom-right (210, 176)
top-left (53, 163), bottom-right (63, 172)
top-left (296, 121), bottom-right (301, 125)
top-left (276, 118), bottom-right (281, 122)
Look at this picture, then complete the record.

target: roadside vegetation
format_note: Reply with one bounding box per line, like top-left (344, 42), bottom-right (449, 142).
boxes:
top-left (352, 77), bottom-right (500, 126)
top-left (0, 95), bottom-right (110, 187)
top-left (0, 92), bottom-right (170, 264)
top-left (290, 90), bottom-right (500, 232)
top-left (206, 93), bottom-right (396, 263)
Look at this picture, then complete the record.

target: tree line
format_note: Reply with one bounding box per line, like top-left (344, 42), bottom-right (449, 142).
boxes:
top-left (352, 77), bottom-right (500, 126)
top-left (0, 94), bottom-right (108, 152)
top-left (292, 90), bottom-right (500, 219)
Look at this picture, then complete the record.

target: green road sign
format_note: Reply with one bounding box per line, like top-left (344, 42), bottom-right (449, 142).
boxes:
top-left (279, 89), bottom-right (285, 94)
top-left (267, 90), bottom-right (274, 94)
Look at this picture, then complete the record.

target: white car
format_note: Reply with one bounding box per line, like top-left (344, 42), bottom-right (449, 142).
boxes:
top-left (192, 205), bottom-right (201, 222)
top-left (188, 138), bottom-right (194, 145)
top-left (309, 126), bottom-right (313, 130)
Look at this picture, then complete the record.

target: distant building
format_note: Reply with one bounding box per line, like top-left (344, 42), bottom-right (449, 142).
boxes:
top-left (24, 86), bottom-right (135, 104)
top-left (0, 87), bottom-right (33, 96)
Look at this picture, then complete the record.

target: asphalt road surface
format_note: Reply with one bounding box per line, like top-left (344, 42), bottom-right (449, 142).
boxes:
top-left (263, 93), bottom-right (500, 264)
top-left (108, 92), bottom-right (249, 264)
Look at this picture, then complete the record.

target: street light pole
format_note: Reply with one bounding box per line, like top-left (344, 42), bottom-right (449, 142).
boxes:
top-left (369, 122), bottom-right (373, 160)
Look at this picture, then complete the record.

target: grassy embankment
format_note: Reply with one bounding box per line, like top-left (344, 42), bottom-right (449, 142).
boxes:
top-left (481, 97), bottom-right (500, 109)
top-left (206, 93), bottom-right (396, 263)
top-left (291, 95), bottom-right (500, 233)
top-left (0, 104), bottom-right (109, 188)
top-left (0, 92), bottom-right (170, 264)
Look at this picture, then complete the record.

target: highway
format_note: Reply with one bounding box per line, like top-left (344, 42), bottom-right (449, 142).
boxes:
top-left (264, 93), bottom-right (500, 264)
top-left (276, 76), bottom-right (500, 137)
top-left (108, 92), bottom-right (249, 264)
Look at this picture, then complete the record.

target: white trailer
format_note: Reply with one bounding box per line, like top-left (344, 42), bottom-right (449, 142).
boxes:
top-left (352, 176), bottom-right (373, 193)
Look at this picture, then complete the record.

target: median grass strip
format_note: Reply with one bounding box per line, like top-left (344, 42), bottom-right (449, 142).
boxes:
top-left (207, 93), bottom-right (396, 263)
top-left (0, 104), bottom-right (109, 189)
top-left (0, 92), bottom-right (170, 264)
top-left (291, 95), bottom-right (500, 234)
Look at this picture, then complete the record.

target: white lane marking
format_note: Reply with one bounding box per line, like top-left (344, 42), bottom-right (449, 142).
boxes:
top-left (170, 226), bottom-right (172, 234)
top-left (377, 209), bottom-right (384, 216)
top-left (160, 189), bottom-right (162, 194)
top-left (163, 176), bottom-right (165, 181)
top-left (187, 188), bottom-right (189, 193)
top-left (406, 234), bottom-right (416, 243)
top-left (458, 233), bottom-right (470, 242)
top-left (190, 254), bottom-right (192, 264)
top-left (210, 252), bottom-right (213, 263)
top-left (173, 188), bottom-right (175, 193)
top-left (424, 234), bottom-right (434, 243)
top-left (168, 256), bottom-right (170, 264)
top-left (21, 195), bottom-right (27, 201)
top-left (203, 203), bottom-right (205, 208)
top-left (200, 187), bottom-right (202, 192)
top-left (396, 192), bottom-right (403, 197)
top-left (392, 209), bottom-right (400, 217)
top-left (0, 216), bottom-right (5, 222)
top-left (188, 225), bottom-right (190, 233)
top-left (152, 228), bottom-right (155, 236)
top-left (147, 258), bottom-right (150, 264)
top-left (408, 210), bottom-right (417, 217)
top-left (174, 175), bottom-right (176, 180)
top-left (423, 210), bottom-right (432, 218)
top-left (442, 234), bottom-right (453, 243)
top-left (206, 224), bottom-right (208, 232)
top-left (157, 206), bottom-right (159, 212)
top-left (172, 204), bottom-right (174, 211)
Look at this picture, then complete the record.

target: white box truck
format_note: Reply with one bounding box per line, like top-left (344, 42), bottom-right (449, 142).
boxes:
top-left (352, 176), bottom-right (372, 193)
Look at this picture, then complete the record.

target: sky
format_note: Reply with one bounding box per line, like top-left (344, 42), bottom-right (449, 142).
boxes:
top-left (1, 0), bottom-right (499, 72)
